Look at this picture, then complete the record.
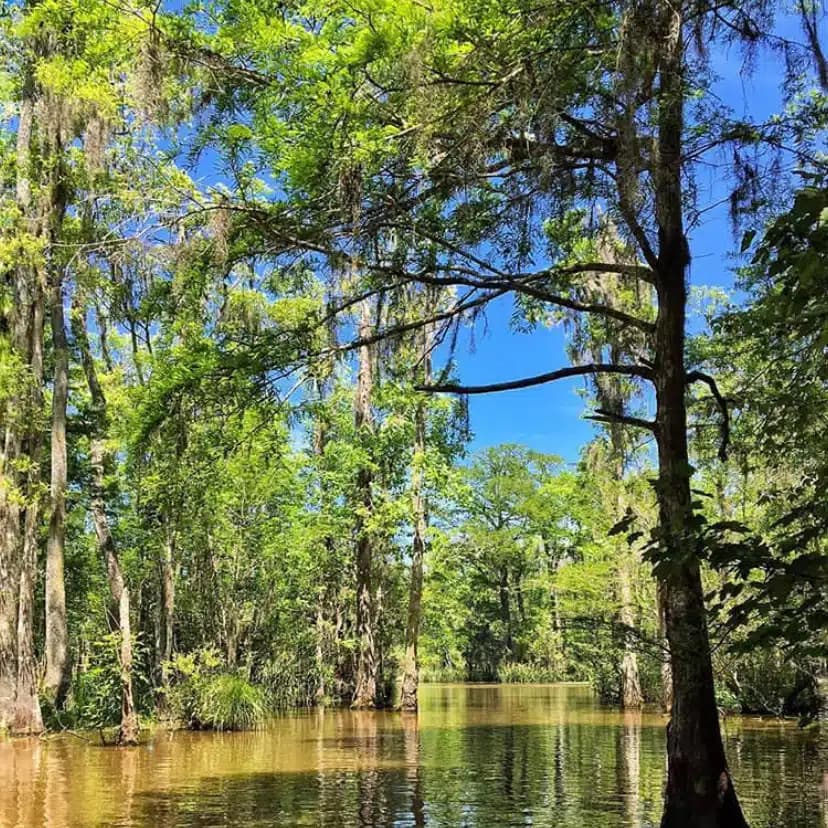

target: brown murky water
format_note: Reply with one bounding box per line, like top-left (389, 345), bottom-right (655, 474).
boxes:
top-left (1, 683), bottom-right (826, 827)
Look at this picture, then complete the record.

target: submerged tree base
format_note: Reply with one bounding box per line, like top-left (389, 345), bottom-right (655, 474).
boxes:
top-left (660, 783), bottom-right (749, 828)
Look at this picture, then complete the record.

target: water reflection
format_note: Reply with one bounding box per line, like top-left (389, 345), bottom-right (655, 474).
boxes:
top-left (0, 684), bottom-right (825, 827)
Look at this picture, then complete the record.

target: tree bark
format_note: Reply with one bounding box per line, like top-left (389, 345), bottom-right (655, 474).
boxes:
top-left (653, 7), bottom-right (746, 823)
top-left (0, 416), bottom-right (21, 729)
top-left (658, 582), bottom-right (673, 713)
top-left (44, 282), bottom-right (69, 706)
top-left (159, 531), bottom-right (175, 686)
top-left (618, 566), bottom-right (643, 709)
top-left (352, 299), bottom-right (378, 709)
top-left (401, 321), bottom-right (431, 712)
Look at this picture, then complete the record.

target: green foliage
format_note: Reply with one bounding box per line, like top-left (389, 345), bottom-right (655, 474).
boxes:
top-left (496, 662), bottom-right (561, 684)
top-left (69, 648), bottom-right (123, 730)
top-left (198, 674), bottom-right (267, 732)
top-left (64, 632), bottom-right (151, 731)
top-left (164, 649), bottom-right (266, 731)
top-left (260, 645), bottom-right (323, 710)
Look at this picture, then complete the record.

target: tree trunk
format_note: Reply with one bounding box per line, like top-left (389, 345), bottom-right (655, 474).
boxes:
top-left (401, 324), bottom-right (431, 712)
top-left (617, 523), bottom-right (642, 708)
top-left (655, 315), bottom-right (745, 824)
top-left (618, 563), bottom-right (643, 709)
top-left (608, 412), bottom-right (643, 710)
top-left (352, 299), bottom-right (378, 709)
top-left (91, 441), bottom-right (139, 746)
top-left (499, 568), bottom-right (513, 658)
top-left (653, 9), bottom-right (745, 822)
top-left (159, 532), bottom-right (175, 686)
top-left (0, 431), bottom-right (21, 729)
top-left (314, 596), bottom-right (327, 702)
top-left (44, 282), bottom-right (69, 706)
top-left (658, 582), bottom-right (673, 713)
top-left (0, 57), bottom-right (43, 735)
top-left (311, 310), bottom-right (338, 704)
top-left (13, 292), bottom-right (45, 736)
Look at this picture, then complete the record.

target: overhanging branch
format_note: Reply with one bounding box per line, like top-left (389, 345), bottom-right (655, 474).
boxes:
top-left (374, 263), bottom-right (655, 334)
top-left (417, 363), bottom-right (654, 395)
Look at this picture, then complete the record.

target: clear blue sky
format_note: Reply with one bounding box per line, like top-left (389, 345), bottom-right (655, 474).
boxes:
top-left (452, 26), bottom-right (800, 463)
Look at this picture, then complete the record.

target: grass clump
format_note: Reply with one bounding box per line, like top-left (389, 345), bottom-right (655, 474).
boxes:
top-left (165, 648), bottom-right (267, 731)
top-left (197, 673), bottom-right (266, 731)
top-left (497, 662), bottom-right (561, 684)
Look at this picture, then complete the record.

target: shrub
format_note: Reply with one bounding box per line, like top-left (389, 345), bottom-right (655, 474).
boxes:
top-left (497, 661), bottom-right (561, 684)
top-left (71, 661), bottom-right (122, 730)
top-left (197, 674), bottom-right (266, 731)
top-left (260, 645), bottom-right (323, 709)
top-left (60, 632), bottom-right (151, 731)
top-left (420, 664), bottom-right (466, 683)
top-left (164, 648), bottom-right (266, 731)
top-left (717, 646), bottom-right (819, 718)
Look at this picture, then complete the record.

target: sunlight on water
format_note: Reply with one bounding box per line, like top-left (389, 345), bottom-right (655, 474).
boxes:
top-left (0, 684), bottom-right (825, 827)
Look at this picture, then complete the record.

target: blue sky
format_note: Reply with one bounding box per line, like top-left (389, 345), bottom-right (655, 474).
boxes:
top-left (452, 24), bottom-right (805, 463)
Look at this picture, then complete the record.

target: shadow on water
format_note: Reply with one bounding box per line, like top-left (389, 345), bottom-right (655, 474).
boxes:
top-left (0, 685), bottom-right (825, 828)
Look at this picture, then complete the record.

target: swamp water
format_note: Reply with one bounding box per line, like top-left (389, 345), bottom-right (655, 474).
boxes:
top-left (1, 683), bottom-right (826, 827)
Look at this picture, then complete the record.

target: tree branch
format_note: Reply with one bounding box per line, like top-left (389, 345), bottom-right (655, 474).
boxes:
top-left (417, 363), bottom-right (654, 395)
top-left (586, 408), bottom-right (658, 433)
top-left (686, 370), bottom-right (730, 461)
top-left (325, 289), bottom-right (504, 358)
top-left (378, 265), bottom-right (655, 333)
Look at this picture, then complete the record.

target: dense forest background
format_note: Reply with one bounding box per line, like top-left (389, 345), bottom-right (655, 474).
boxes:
top-left (0, 0), bottom-right (826, 825)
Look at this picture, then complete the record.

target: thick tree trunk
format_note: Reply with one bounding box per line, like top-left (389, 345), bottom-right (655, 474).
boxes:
top-left (0, 439), bottom-right (21, 729)
top-left (13, 293), bottom-right (45, 736)
top-left (44, 283), bottom-right (69, 706)
top-left (401, 324), bottom-right (431, 712)
top-left (655, 290), bottom-right (745, 824)
top-left (14, 500), bottom-right (43, 735)
top-left (0, 59), bottom-right (43, 735)
top-left (352, 299), bottom-right (378, 709)
top-left (647, 6), bottom-right (746, 824)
